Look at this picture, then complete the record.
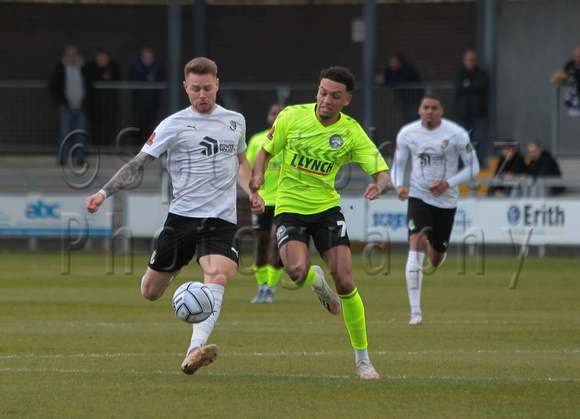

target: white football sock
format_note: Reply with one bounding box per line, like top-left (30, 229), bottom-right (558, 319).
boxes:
top-left (187, 283), bottom-right (224, 355)
top-left (406, 251), bottom-right (425, 315)
top-left (355, 347), bottom-right (369, 363)
top-left (311, 267), bottom-right (330, 298)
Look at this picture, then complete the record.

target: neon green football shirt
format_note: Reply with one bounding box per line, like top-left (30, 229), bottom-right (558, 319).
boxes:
top-left (246, 128), bottom-right (281, 206)
top-left (263, 103), bottom-right (389, 215)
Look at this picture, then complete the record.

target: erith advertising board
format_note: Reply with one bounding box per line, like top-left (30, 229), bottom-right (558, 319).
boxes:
top-left (342, 197), bottom-right (579, 245)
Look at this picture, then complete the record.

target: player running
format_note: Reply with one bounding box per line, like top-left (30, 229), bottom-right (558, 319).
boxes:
top-left (393, 94), bottom-right (480, 326)
top-left (250, 66), bottom-right (390, 379)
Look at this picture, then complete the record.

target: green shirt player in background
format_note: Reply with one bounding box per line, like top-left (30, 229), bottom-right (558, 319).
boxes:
top-left (246, 103), bottom-right (285, 304)
top-left (250, 66), bottom-right (391, 379)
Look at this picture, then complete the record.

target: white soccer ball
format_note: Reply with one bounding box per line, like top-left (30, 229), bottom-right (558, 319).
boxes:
top-left (172, 282), bottom-right (215, 324)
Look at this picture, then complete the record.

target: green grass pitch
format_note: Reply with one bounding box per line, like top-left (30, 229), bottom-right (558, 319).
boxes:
top-left (0, 250), bottom-right (578, 418)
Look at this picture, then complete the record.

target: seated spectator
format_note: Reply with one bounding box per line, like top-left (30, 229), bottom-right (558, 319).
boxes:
top-left (487, 141), bottom-right (526, 196)
top-left (526, 140), bottom-right (565, 195)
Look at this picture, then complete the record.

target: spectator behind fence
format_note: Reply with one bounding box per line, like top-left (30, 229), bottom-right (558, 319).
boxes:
top-left (48, 45), bottom-right (87, 166)
top-left (526, 140), bottom-right (565, 196)
top-left (454, 48), bottom-right (490, 166)
top-left (375, 53), bottom-right (423, 124)
top-left (551, 45), bottom-right (580, 117)
top-left (128, 47), bottom-right (164, 145)
top-left (486, 142), bottom-right (526, 197)
top-left (83, 48), bottom-right (122, 147)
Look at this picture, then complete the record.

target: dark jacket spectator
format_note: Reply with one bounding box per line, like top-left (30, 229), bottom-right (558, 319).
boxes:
top-left (48, 45), bottom-right (87, 165)
top-left (526, 141), bottom-right (564, 195)
top-left (375, 54), bottom-right (423, 124)
top-left (486, 143), bottom-right (526, 196)
top-left (128, 47), bottom-right (164, 144)
top-left (83, 48), bottom-right (122, 145)
top-left (454, 50), bottom-right (489, 121)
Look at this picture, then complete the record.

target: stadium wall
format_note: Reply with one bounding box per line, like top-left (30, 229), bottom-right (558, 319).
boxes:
top-left (496, 1), bottom-right (580, 157)
top-left (0, 2), bottom-right (476, 152)
top-left (2, 1), bottom-right (580, 156)
top-left (0, 2), bottom-right (475, 81)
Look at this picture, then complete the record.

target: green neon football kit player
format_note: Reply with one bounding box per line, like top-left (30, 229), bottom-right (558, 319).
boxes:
top-left (250, 66), bottom-right (391, 379)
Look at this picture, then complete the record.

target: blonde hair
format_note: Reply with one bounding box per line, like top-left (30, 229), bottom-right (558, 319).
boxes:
top-left (184, 57), bottom-right (217, 79)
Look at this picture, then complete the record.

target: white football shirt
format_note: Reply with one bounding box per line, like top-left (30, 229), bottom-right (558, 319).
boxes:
top-left (393, 117), bottom-right (478, 209)
top-left (142, 105), bottom-right (246, 224)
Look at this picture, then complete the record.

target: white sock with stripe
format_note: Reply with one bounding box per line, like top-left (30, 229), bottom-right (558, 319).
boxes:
top-left (405, 250), bottom-right (425, 315)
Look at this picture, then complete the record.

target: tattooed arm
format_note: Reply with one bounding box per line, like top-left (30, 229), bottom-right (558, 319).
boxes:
top-left (86, 152), bottom-right (155, 213)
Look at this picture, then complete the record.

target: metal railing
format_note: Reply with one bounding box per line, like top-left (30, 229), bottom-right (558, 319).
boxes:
top-left (470, 176), bottom-right (579, 198)
top-left (0, 79), bottom-right (451, 154)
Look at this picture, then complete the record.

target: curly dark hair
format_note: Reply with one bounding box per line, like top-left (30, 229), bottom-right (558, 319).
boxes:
top-left (319, 66), bottom-right (356, 92)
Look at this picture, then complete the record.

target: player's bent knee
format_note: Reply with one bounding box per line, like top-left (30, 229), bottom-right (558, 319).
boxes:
top-left (141, 288), bottom-right (163, 301)
top-left (141, 271), bottom-right (176, 301)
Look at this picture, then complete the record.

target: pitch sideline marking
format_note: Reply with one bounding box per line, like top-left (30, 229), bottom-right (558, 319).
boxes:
top-left (0, 366), bottom-right (578, 383)
top-left (1, 348), bottom-right (579, 360)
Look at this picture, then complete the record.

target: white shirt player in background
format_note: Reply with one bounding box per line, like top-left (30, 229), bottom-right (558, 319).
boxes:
top-left (392, 94), bottom-right (480, 326)
top-left (86, 57), bottom-right (264, 374)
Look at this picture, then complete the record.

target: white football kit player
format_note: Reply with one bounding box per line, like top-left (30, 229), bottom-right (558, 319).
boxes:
top-left (393, 117), bottom-right (479, 209)
top-left (393, 116), bottom-right (479, 326)
top-left (142, 105), bottom-right (246, 224)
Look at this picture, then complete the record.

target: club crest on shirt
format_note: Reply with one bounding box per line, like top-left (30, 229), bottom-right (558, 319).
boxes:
top-left (229, 121), bottom-right (237, 131)
top-left (441, 140), bottom-right (449, 149)
top-left (329, 134), bottom-right (344, 149)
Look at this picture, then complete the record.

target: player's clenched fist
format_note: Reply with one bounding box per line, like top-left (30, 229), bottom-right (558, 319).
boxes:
top-left (85, 192), bottom-right (105, 213)
top-left (249, 192), bottom-right (265, 214)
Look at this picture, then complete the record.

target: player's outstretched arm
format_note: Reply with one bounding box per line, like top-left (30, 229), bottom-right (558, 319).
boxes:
top-left (364, 171), bottom-right (391, 200)
top-left (85, 152), bottom-right (155, 213)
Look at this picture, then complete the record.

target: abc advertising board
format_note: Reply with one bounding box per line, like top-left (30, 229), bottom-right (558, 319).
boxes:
top-left (342, 197), bottom-right (580, 245)
top-left (0, 193), bottom-right (112, 238)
